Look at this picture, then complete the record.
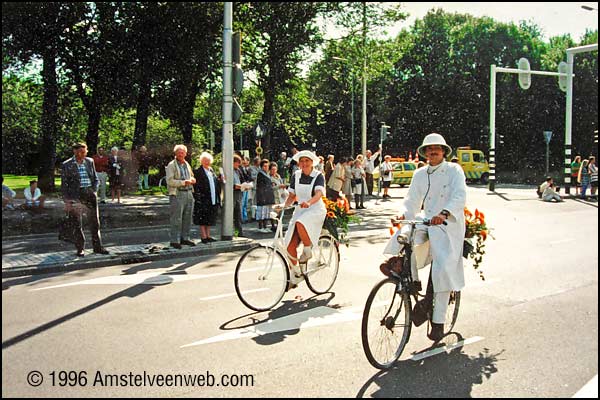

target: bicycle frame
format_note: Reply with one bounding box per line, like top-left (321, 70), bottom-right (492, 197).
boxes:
top-left (263, 205), bottom-right (337, 280)
top-left (390, 219), bottom-right (433, 298)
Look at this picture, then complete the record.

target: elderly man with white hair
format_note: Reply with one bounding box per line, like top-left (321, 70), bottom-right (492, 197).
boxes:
top-left (166, 144), bottom-right (196, 249)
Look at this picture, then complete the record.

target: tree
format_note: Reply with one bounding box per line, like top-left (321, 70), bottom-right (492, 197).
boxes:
top-left (154, 2), bottom-right (222, 149)
top-left (236, 2), bottom-right (336, 157)
top-left (3, 2), bottom-right (85, 191)
top-left (60, 2), bottom-right (133, 155)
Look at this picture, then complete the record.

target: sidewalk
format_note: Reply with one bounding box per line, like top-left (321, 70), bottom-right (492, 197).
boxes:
top-left (2, 194), bottom-right (258, 278)
top-left (2, 237), bottom-right (255, 278)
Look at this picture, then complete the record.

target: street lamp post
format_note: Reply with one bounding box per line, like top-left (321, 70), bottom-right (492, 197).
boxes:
top-left (332, 57), bottom-right (355, 157)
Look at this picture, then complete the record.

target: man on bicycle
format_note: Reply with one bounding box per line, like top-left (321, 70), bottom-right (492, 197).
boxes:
top-left (388, 133), bottom-right (467, 341)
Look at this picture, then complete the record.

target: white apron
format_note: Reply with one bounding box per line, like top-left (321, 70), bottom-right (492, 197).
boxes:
top-left (284, 170), bottom-right (327, 249)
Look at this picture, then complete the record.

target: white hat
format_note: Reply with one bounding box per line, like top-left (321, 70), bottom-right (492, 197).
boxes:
top-left (417, 133), bottom-right (452, 158)
top-left (292, 150), bottom-right (320, 165)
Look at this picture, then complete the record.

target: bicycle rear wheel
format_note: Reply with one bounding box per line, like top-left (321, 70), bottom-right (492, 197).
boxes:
top-left (305, 235), bottom-right (340, 294)
top-left (361, 278), bottom-right (412, 370)
top-left (442, 290), bottom-right (460, 334)
top-left (234, 245), bottom-right (289, 311)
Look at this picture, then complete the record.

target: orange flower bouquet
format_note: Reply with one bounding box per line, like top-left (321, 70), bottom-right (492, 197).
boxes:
top-left (463, 207), bottom-right (490, 280)
top-left (322, 195), bottom-right (360, 245)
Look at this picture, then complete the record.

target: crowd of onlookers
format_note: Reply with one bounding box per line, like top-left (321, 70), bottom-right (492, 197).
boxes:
top-left (3, 142), bottom-right (597, 256)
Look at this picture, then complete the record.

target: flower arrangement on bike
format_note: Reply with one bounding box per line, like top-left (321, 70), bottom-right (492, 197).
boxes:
top-left (463, 207), bottom-right (489, 280)
top-left (321, 195), bottom-right (359, 245)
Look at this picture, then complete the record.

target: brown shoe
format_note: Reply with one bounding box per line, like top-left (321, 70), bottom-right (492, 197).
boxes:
top-left (428, 322), bottom-right (444, 342)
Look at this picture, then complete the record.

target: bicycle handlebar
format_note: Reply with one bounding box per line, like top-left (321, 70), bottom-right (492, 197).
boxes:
top-left (390, 218), bottom-right (447, 226)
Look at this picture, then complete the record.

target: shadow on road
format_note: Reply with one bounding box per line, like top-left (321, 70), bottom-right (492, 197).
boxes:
top-left (218, 292), bottom-right (339, 345)
top-left (1, 257), bottom-right (207, 350)
top-left (356, 333), bottom-right (503, 398)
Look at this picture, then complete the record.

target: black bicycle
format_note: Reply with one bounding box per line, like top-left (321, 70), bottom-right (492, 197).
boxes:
top-left (361, 219), bottom-right (460, 369)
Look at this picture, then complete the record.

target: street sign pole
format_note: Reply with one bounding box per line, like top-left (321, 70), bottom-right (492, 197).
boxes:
top-left (221, 2), bottom-right (234, 240)
top-left (544, 131), bottom-right (552, 175)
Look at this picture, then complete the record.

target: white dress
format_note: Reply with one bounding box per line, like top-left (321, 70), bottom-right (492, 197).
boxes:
top-left (284, 169), bottom-right (327, 249)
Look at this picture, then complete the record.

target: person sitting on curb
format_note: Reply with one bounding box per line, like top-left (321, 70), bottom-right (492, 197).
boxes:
top-left (2, 176), bottom-right (17, 210)
top-left (539, 177), bottom-right (563, 202)
top-left (23, 180), bottom-right (46, 212)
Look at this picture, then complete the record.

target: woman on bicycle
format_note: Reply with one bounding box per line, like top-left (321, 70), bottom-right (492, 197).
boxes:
top-left (281, 150), bottom-right (327, 272)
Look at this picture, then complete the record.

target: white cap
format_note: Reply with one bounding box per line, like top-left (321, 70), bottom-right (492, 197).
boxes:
top-left (417, 133), bottom-right (452, 158)
top-left (292, 150), bottom-right (320, 165)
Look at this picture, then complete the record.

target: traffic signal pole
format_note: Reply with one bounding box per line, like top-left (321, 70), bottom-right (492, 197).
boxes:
top-left (221, 2), bottom-right (234, 240)
top-left (488, 63), bottom-right (574, 192)
top-left (564, 43), bottom-right (598, 194)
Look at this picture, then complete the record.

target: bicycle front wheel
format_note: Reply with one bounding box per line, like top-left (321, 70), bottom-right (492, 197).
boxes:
top-left (442, 290), bottom-right (460, 334)
top-left (305, 235), bottom-right (340, 294)
top-left (361, 278), bottom-right (412, 370)
top-left (234, 246), bottom-right (289, 311)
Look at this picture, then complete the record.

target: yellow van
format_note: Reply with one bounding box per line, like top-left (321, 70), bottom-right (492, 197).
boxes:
top-left (452, 147), bottom-right (490, 184)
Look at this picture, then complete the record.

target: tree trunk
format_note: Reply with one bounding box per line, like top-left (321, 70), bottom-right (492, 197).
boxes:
top-left (132, 76), bottom-right (151, 150)
top-left (38, 49), bottom-right (58, 193)
top-left (85, 104), bottom-right (101, 155)
top-left (180, 80), bottom-right (200, 148)
top-left (262, 86), bottom-right (275, 159)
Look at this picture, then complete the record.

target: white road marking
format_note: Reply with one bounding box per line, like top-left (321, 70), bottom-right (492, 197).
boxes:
top-left (181, 305), bottom-right (362, 348)
top-left (573, 374), bottom-right (598, 398)
top-left (31, 271), bottom-right (233, 291)
top-left (549, 238), bottom-right (576, 245)
top-left (410, 336), bottom-right (485, 361)
top-left (199, 289), bottom-right (270, 301)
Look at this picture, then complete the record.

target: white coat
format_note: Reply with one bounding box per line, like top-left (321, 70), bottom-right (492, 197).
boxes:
top-left (384, 161), bottom-right (467, 292)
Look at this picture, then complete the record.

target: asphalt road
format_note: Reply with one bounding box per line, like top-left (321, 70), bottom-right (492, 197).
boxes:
top-left (2, 186), bottom-right (598, 397)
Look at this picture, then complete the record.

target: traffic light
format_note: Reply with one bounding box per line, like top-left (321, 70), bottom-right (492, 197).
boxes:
top-left (380, 124), bottom-right (391, 142)
top-left (594, 130), bottom-right (598, 145)
top-left (232, 31), bottom-right (244, 124)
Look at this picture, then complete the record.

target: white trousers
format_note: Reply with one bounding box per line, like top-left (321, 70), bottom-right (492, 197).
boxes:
top-left (407, 227), bottom-right (451, 325)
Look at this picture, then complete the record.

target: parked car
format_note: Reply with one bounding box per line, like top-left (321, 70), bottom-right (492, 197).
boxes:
top-left (373, 160), bottom-right (417, 189)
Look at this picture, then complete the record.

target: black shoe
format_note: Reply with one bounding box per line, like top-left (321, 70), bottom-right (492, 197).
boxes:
top-left (76, 250), bottom-right (85, 257)
top-left (170, 242), bottom-right (182, 249)
top-left (428, 322), bottom-right (445, 342)
top-left (207, 237), bottom-right (217, 242)
top-left (201, 238), bottom-right (209, 244)
top-left (93, 248), bottom-right (109, 255)
top-left (180, 239), bottom-right (196, 246)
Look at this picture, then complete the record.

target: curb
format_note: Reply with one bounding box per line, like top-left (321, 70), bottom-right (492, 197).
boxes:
top-left (2, 239), bottom-right (257, 279)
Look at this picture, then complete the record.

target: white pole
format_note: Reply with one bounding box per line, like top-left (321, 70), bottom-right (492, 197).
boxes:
top-left (564, 51), bottom-right (574, 193)
top-left (222, 2), bottom-right (234, 240)
top-left (489, 65), bottom-right (496, 192)
top-left (361, 3), bottom-right (367, 157)
top-left (564, 44), bottom-right (598, 194)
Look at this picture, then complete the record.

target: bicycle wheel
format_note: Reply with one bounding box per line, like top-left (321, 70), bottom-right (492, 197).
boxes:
top-left (361, 278), bottom-right (412, 370)
top-left (305, 235), bottom-right (340, 294)
top-left (234, 245), bottom-right (289, 311)
top-left (442, 290), bottom-right (460, 334)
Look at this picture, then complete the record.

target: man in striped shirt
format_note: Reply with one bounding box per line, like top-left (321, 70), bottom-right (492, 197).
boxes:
top-left (61, 142), bottom-right (109, 257)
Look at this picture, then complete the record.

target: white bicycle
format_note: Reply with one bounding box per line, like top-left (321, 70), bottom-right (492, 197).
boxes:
top-left (234, 206), bottom-right (340, 311)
